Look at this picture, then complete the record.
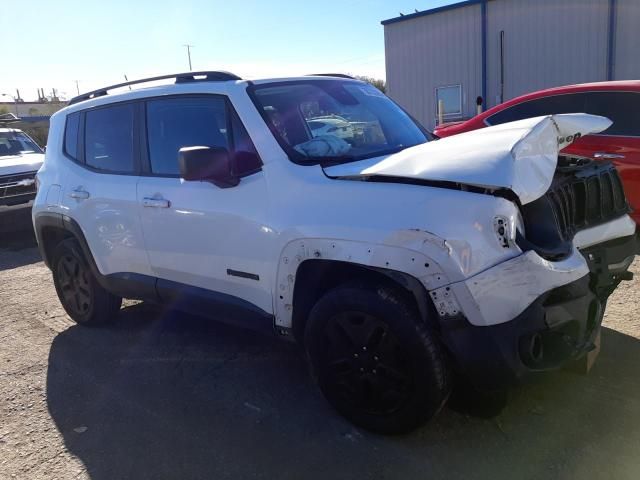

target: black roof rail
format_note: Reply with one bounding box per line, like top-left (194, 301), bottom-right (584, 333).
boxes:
top-left (307, 73), bottom-right (356, 79)
top-left (68, 71), bottom-right (242, 105)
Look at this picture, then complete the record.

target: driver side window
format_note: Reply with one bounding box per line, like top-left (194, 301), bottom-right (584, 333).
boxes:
top-left (145, 96), bottom-right (261, 176)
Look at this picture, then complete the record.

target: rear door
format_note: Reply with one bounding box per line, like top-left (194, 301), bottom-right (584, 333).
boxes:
top-left (60, 102), bottom-right (152, 281)
top-left (136, 95), bottom-right (273, 326)
top-left (563, 91), bottom-right (640, 222)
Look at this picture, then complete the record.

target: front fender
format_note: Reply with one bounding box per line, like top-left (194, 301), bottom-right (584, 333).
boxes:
top-left (274, 234), bottom-right (463, 329)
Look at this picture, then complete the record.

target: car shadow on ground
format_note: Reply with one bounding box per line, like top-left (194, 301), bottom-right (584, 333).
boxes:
top-left (46, 303), bottom-right (640, 480)
top-left (0, 204), bottom-right (40, 270)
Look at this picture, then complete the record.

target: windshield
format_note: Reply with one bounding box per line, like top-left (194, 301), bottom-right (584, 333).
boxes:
top-left (250, 80), bottom-right (429, 164)
top-left (0, 131), bottom-right (43, 157)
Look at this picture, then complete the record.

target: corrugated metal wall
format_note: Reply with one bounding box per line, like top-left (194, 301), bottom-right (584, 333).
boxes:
top-left (384, 0), bottom-right (640, 130)
top-left (384, 4), bottom-right (482, 129)
top-left (486, 0), bottom-right (609, 106)
top-left (614, 0), bottom-right (640, 79)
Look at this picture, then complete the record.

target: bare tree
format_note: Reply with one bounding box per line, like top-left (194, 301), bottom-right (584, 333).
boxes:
top-left (353, 75), bottom-right (386, 93)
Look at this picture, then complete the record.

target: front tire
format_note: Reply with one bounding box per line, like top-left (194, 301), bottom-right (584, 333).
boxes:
top-left (305, 282), bottom-right (451, 434)
top-left (51, 238), bottom-right (122, 326)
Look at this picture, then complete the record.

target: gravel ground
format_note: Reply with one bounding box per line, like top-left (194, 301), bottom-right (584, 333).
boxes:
top-left (1, 204), bottom-right (639, 480)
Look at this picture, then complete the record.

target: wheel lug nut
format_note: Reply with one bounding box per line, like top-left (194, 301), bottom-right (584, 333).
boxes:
top-left (373, 369), bottom-right (377, 374)
top-left (362, 346), bottom-right (367, 351)
top-left (360, 367), bottom-right (365, 372)
top-left (353, 353), bottom-right (359, 358)
top-left (373, 356), bottom-right (379, 361)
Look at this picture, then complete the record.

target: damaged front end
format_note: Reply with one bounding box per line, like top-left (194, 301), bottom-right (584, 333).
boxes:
top-left (442, 230), bottom-right (637, 390)
top-left (441, 152), bottom-right (637, 388)
top-left (327, 113), bottom-right (636, 387)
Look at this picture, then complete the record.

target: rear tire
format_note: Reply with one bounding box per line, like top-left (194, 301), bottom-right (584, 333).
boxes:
top-left (305, 282), bottom-right (451, 434)
top-left (51, 238), bottom-right (122, 326)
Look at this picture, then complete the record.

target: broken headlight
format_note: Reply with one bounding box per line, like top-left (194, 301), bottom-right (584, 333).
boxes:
top-left (494, 213), bottom-right (524, 248)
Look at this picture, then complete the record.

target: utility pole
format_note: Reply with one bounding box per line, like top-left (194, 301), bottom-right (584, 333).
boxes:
top-left (75, 80), bottom-right (80, 95)
top-left (183, 44), bottom-right (194, 71)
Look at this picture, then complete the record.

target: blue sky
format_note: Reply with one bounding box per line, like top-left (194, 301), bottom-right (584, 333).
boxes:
top-left (1, 0), bottom-right (456, 101)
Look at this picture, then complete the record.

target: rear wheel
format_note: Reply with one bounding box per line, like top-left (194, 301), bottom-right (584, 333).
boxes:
top-left (305, 282), bottom-right (451, 434)
top-left (51, 238), bottom-right (122, 326)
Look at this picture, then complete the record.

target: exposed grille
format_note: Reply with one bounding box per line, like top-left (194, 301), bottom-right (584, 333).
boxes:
top-left (547, 158), bottom-right (629, 241)
top-left (0, 171), bottom-right (37, 199)
top-left (519, 157), bottom-right (631, 261)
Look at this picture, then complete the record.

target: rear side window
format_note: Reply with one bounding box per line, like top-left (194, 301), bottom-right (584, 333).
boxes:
top-left (85, 104), bottom-right (135, 172)
top-left (64, 112), bottom-right (80, 160)
top-left (146, 97), bottom-right (228, 175)
top-left (584, 91), bottom-right (640, 136)
top-left (486, 93), bottom-right (587, 126)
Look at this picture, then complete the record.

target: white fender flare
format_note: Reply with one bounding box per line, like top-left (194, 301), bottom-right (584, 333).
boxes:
top-left (273, 230), bottom-right (468, 330)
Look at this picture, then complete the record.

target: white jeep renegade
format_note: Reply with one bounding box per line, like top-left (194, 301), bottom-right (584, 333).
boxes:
top-left (33, 72), bottom-right (637, 433)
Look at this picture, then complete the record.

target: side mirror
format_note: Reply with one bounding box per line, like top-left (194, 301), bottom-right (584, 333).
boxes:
top-left (178, 146), bottom-right (239, 188)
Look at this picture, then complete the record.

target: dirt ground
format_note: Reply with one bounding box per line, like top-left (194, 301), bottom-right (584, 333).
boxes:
top-left (1, 203), bottom-right (639, 480)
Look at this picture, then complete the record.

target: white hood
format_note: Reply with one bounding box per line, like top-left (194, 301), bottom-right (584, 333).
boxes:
top-left (324, 114), bottom-right (612, 204)
top-left (0, 153), bottom-right (44, 176)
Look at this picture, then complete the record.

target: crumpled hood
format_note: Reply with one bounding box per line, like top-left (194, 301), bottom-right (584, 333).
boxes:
top-left (0, 153), bottom-right (44, 176)
top-left (324, 114), bottom-right (612, 204)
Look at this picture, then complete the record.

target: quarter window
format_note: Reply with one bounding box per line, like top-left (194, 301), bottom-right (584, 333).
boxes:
top-left (85, 104), bottom-right (135, 172)
top-left (64, 112), bottom-right (80, 160)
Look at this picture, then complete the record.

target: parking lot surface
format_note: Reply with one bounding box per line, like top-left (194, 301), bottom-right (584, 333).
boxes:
top-left (1, 204), bottom-right (639, 479)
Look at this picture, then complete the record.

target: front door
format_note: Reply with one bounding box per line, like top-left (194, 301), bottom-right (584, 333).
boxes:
top-left (136, 95), bottom-right (274, 325)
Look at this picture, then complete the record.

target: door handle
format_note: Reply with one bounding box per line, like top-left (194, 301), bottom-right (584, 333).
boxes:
top-left (68, 189), bottom-right (90, 199)
top-left (142, 197), bottom-right (170, 208)
top-left (594, 152), bottom-right (625, 159)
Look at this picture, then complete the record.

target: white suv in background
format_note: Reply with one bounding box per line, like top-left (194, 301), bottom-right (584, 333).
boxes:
top-left (33, 71), bottom-right (637, 433)
top-left (0, 126), bottom-right (44, 206)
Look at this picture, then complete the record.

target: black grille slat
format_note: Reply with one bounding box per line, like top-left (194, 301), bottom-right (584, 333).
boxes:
top-left (573, 181), bottom-right (586, 227)
top-left (601, 172), bottom-right (614, 217)
top-left (586, 177), bottom-right (601, 220)
top-left (611, 172), bottom-right (626, 211)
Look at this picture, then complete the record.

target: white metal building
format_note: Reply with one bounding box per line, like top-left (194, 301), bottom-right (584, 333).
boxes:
top-left (382, 0), bottom-right (640, 129)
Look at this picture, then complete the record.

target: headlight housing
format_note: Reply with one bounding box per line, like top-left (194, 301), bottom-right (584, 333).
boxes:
top-left (494, 212), bottom-right (524, 248)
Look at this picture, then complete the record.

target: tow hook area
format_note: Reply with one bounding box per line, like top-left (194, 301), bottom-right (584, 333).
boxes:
top-left (581, 233), bottom-right (637, 297)
top-left (519, 298), bottom-right (603, 369)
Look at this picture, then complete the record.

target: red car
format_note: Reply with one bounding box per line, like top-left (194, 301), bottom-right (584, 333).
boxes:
top-left (434, 81), bottom-right (640, 224)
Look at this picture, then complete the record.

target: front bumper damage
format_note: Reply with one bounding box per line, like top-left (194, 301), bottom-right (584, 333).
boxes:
top-left (438, 231), bottom-right (637, 390)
